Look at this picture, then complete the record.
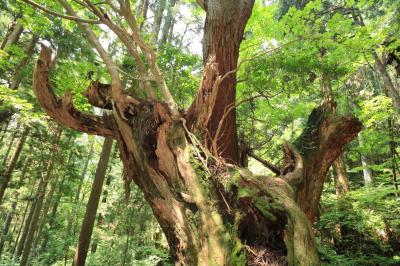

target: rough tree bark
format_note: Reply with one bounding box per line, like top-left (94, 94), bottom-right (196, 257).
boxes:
top-left (374, 53), bottom-right (400, 114)
top-left (295, 104), bottom-right (361, 223)
top-left (29, 0), bottom-right (362, 264)
top-left (187, 0), bottom-right (255, 164)
top-left (73, 137), bottom-right (113, 266)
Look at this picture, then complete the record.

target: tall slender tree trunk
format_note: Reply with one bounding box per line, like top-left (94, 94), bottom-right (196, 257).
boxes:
top-left (19, 126), bottom-right (62, 266)
top-left (374, 53), bottom-right (400, 114)
top-left (14, 198), bottom-right (36, 258)
top-left (31, 144), bottom-right (72, 255)
top-left (0, 200), bottom-right (17, 258)
top-left (39, 185), bottom-right (62, 253)
top-left (381, 76), bottom-right (398, 190)
top-left (30, 173), bottom-right (64, 256)
top-left (136, 0), bottom-right (150, 30)
top-left (0, 118), bottom-right (11, 143)
top-left (361, 154), bottom-right (373, 185)
top-left (151, 0), bottom-right (167, 44)
top-left (75, 138), bottom-right (95, 204)
top-left (122, 206), bottom-right (134, 266)
top-left (158, 0), bottom-right (177, 48)
top-left (388, 118), bottom-right (399, 191)
top-left (358, 135), bottom-right (373, 185)
top-left (10, 175), bottom-right (37, 256)
top-left (16, 158), bottom-right (31, 188)
top-left (10, 35), bottom-right (38, 89)
top-left (352, 10), bottom-right (400, 114)
top-left (13, 177), bottom-right (38, 257)
top-left (63, 138), bottom-right (95, 263)
top-left (0, 126), bottom-right (30, 204)
top-left (333, 155), bottom-right (350, 196)
top-left (4, 161), bottom-right (31, 253)
top-left (1, 128), bottom-right (18, 166)
top-left (73, 137), bottom-right (113, 266)
top-left (90, 155), bottom-right (114, 255)
top-left (0, 23), bottom-right (23, 50)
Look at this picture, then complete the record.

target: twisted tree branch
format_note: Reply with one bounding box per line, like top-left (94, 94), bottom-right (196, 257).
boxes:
top-left (33, 44), bottom-right (116, 137)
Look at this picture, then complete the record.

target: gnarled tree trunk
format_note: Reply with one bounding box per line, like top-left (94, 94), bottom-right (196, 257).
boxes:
top-left (29, 0), bottom-right (362, 264)
top-left (34, 44), bottom-right (361, 265)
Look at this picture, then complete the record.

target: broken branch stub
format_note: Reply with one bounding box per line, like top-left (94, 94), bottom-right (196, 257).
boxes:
top-left (295, 103), bottom-right (362, 223)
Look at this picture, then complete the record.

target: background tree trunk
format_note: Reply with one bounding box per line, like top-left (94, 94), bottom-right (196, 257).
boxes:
top-left (30, 173), bottom-right (65, 255)
top-left (73, 137), bottom-right (113, 266)
top-left (333, 155), bottom-right (350, 196)
top-left (10, 35), bottom-right (38, 89)
top-left (296, 75), bottom-right (359, 223)
top-left (358, 135), bottom-right (373, 185)
top-left (151, 0), bottom-right (167, 44)
top-left (63, 139), bottom-right (94, 263)
top-left (374, 53), bottom-right (400, 113)
top-left (1, 127), bottom-right (18, 166)
top-left (14, 182), bottom-right (38, 258)
top-left (19, 127), bottom-right (62, 266)
top-left (0, 126), bottom-right (30, 204)
top-left (1, 22), bottom-right (23, 50)
top-left (158, 0), bottom-right (177, 48)
top-left (0, 110), bottom-right (13, 125)
top-left (0, 200), bottom-right (17, 258)
top-left (0, 119), bottom-right (11, 143)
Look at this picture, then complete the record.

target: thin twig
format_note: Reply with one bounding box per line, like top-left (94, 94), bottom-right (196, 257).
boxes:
top-left (21, 0), bottom-right (101, 24)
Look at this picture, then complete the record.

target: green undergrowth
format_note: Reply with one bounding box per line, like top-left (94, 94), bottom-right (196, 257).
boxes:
top-left (317, 183), bottom-right (400, 265)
